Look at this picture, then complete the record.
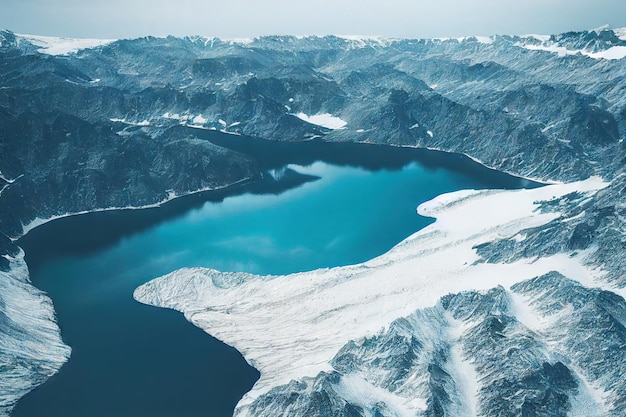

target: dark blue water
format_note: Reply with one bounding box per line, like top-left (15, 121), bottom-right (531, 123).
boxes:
top-left (14, 141), bottom-right (537, 417)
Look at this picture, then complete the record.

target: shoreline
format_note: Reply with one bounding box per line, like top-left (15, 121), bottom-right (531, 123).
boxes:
top-left (18, 176), bottom-right (255, 239)
top-left (16, 136), bottom-right (550, 245)
top-left (396, 143), bottom-right (558, 186)
top-left (4, 138), bottom-right (546, 417)
top-left (134, 176), bottom-right (609, 416)
top-left (191, 129), bottom-right (551, 186)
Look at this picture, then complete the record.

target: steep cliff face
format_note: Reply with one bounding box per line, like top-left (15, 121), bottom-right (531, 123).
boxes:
top-left (2, 27), bottom-right (626, 416)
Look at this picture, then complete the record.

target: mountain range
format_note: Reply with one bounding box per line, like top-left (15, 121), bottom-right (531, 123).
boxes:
top-left (1, 27), bottom-right (625, 416)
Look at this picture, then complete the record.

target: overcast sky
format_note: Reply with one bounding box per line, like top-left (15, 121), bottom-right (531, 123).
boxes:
top-left (1, 0), bottom-right (626, 40)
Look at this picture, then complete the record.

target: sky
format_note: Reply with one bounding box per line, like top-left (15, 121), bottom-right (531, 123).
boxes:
top-left (1, 0), bottom-right (626, 40)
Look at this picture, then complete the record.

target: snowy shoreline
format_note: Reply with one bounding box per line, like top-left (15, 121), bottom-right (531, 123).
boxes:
top-left (0, 251), bottom-right (71, 417)
top-left (134, 176), bottom-right (609, 416)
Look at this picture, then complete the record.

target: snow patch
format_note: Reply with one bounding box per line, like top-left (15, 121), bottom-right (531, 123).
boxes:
top-left (334, 374), bottom-right (424, 416)
top-left (521, 34), bottom-right (552, 42)
top-left (17, 33), bottom-right (114, 55)
top-left (512, 233), bottom-right (526, 243)
top-left (163, 113), bottom-right (209, 127)
top-left (110, 118), bottom-right (150, 126)
top-left (426, 130), bottom-right (433, 137)
top-left (434, 36), bottom-right (492, 45)
top-left (445, 315), bottom-right (480, 417)
top-left (508, 291), bottom-right (555, 335)
top-left (163, 113), bottom-right (183, 121)
top-left (615, 27), bottom-right (626, 41)
top-left (587, 46), bottom-right (626, 60)
top-left (568, 365), bottom-right (610, 417)
top-left (0, 183), bottom-right (10, 197)
top-left (591, 24), bottom-right (610, 35)
top-left (519, 43), bottom-right (576, 58)
top-left (474, 36), bottom-right (494, 45)
top-left (225, 37), bottom-right (254, 45)
top-left (294, 112), bottom-right (347, 129)
top-left (517, 42), bottom-right (626, 60)
top-left (541, 119), bottom-right (568, 133)
top-left (191, 115), bottom-right (207, 125)
top-left (0, 173), bottom-right (23, 184)
top-left (335, 35), bottom-right (395, 48)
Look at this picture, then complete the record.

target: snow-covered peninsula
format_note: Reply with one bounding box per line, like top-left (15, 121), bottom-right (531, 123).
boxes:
top-left (135, 176), bottom-right (614, 416)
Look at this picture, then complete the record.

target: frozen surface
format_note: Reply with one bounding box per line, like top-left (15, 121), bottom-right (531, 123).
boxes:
top-left (134, 177), bottom-right (608, 413)
top-left (295, 112), bottom-right (347, 129)
top-left (17, 34), bottom-right (114, 55)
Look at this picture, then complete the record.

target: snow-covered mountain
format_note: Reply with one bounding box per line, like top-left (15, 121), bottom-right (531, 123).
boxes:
top-left (1, 27), bottom-right (626, 416)
top-left (134, 177), bottom-right (617, 417)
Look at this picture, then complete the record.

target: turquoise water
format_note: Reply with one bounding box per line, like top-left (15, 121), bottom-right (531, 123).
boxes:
top-left (14, 146), bottom-right (536, 417)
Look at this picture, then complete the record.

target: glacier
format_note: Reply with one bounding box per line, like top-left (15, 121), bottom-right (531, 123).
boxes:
top-left (134, 176), bottom-right (612, 416)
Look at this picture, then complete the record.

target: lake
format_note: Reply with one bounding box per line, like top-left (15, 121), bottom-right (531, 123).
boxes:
top-left (13, 138), bottom-right (537, 417)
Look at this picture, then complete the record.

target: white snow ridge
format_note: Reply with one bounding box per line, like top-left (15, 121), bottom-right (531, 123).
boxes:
top-left (516, 34), bottom-right (626, 60)
top-left (134, 177), bottom-right (607, 415)
top-left (17, 34), bottom-right (115, 55)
